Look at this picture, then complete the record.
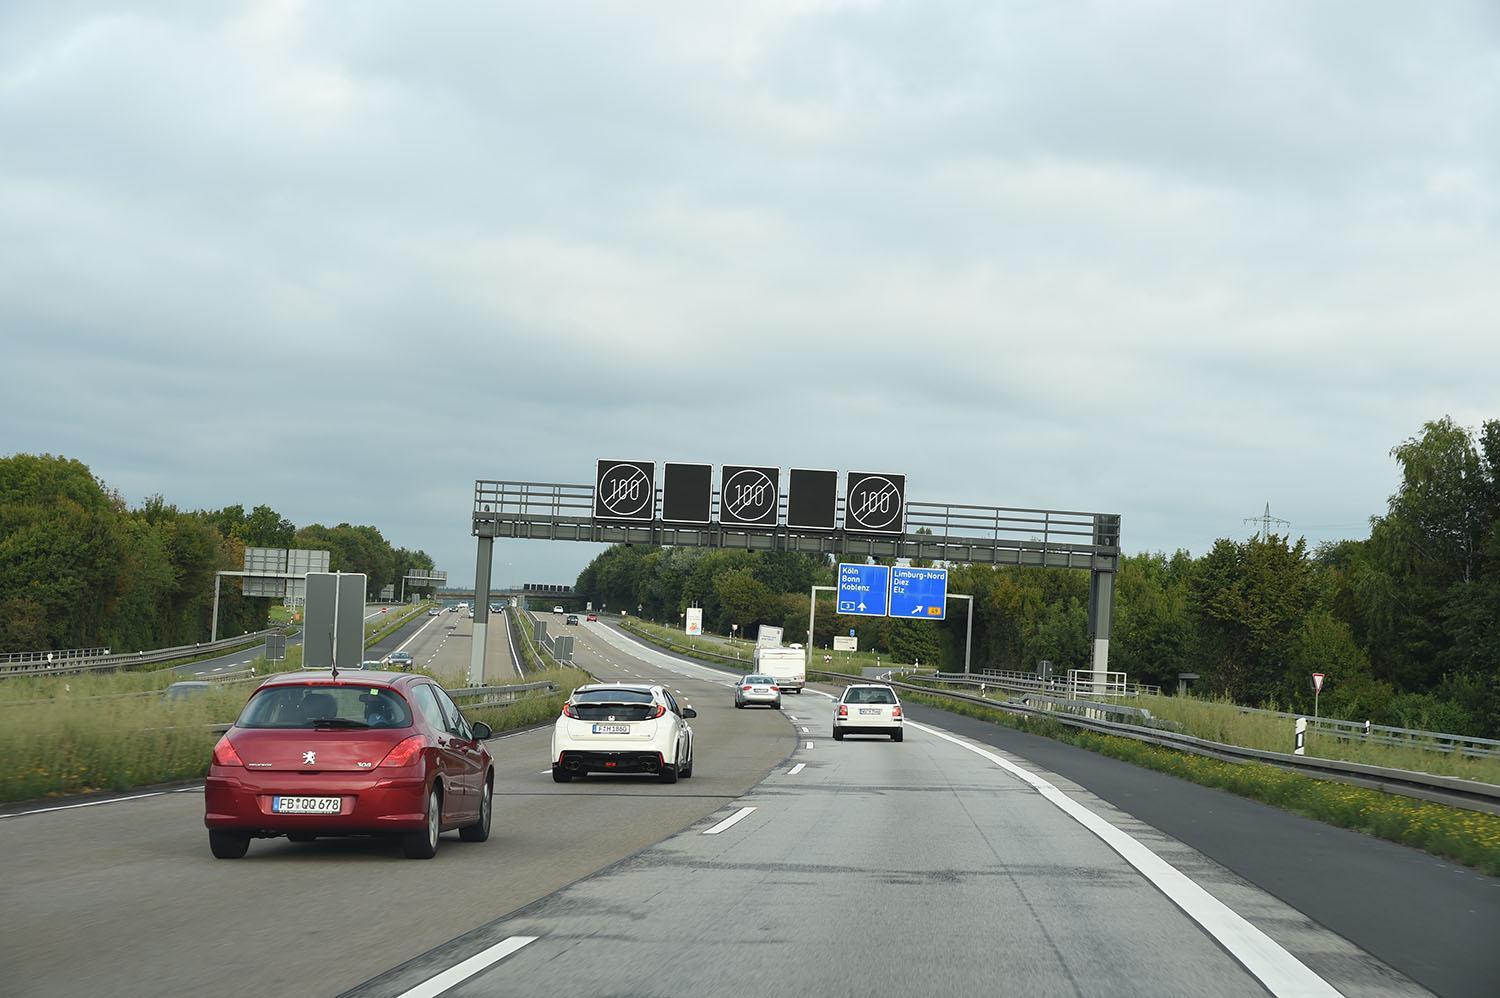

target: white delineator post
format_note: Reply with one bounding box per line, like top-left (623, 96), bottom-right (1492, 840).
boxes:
top-left (1294, 717), bottom-right (1308, 756)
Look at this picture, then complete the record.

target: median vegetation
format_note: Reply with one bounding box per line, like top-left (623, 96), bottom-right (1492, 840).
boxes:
top-left (0, 640), bottom-right (583, 804)
top-left (886, 686), bottom-right (1500, 876)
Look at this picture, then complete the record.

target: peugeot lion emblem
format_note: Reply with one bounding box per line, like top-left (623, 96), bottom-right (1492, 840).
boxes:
top-left (302, 751), bottom-right (316, 765)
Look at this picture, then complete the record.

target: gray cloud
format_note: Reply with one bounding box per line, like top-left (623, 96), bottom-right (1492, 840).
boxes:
top-left (2, 1), bottom-right (1497, 587)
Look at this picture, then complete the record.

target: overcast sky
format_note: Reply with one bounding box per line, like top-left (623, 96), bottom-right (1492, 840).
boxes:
top-left (2, 1), bottom-right (1496, 589)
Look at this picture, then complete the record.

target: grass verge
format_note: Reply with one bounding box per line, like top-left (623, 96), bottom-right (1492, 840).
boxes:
top-left (883, 684), bottom-right (1500, 876)
top-left (462, 666), bottom-right (591, 735)
top-left (0, 644), bottom-right (559, 804)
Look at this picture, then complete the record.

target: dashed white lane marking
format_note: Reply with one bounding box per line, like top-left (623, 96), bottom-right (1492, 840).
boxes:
top-left (798, 726), bottom-right (808, 733)
top-left (703, 806), bottom-right (756, 835)
top-left (395, 935), bottom-right (539, 998)
top-left (905, 720), bottom-right (1340, 998)
top-left (804, 741), bottom-right (813, 749)
top-left (786, 715), bottom-right (799, 720)
top-left (787, 763), bottom-right (806, 776)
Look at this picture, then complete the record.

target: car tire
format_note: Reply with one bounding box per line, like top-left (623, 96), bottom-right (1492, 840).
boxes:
top-left (460, 777), bottom-right (492, 842)
top-left (209, 830), bottom-right (250, 859)
top-left (402, 787), bottom-right (441, 859)
top-left (658, 762), bottom-right (679, 784)
top-left (735, 701), bottom-right (743, 709)
top-left (287, 832), bottom-right (316, 843)
top-left (832, 728), bottom-right (844, 741)
top-left (680, 750), bottom-right (694, 779)
top-left (552, 765), bottom-right (572, 783)
top-left (892, 731), bottom-right (903, 742)
top-left (773, 700), bottom-right (782, 710)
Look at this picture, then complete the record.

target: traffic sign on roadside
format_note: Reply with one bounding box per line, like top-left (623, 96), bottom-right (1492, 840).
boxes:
top-left (836, 563), bottom-right (890, 617)
top-left (890, 566), bottom-right (947, 620)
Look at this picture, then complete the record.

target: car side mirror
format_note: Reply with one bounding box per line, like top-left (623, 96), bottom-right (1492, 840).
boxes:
top-left (471, 721), bottom-right (493, 740)
top-left (682, 707), bottom-right (697, 719)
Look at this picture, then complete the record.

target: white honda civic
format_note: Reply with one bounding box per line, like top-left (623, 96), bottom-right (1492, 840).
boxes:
top-left (552, 684), bottom-right (696, 783)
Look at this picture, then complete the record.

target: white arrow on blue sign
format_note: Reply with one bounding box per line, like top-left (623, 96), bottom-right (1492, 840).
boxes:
top-left (836, 563), bottom-right (890, 617)
top-left (889, 566), bottom-right (948, 620)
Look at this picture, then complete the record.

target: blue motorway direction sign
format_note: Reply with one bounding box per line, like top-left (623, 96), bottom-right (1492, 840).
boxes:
top-left (890, 566), bottom-right (947, 620)
top-left (837, 563), bottom-right (889, 617)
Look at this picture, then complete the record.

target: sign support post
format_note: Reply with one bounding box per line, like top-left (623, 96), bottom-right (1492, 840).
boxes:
top-left (470, 535), bottom-right (494, 686)
top-left (807, 585), bottom-right (836, 666)
top-left (947, 593), bottom-right (973, 675)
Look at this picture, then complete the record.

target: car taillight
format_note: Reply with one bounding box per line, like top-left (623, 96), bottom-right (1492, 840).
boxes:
top-left (379, 735), bottom-right (426, 767)
top-left (212, 735), bottom-right (243, 767)
top-left (769, 686), bottom-right (779, 692)
top-left (562, 702), bottom-right (579, 718)
top-left (891, 706), bottom-right (902, 718)
top-left (837, 705), bottom-right (848, 717)
top-left (648, 703), bottom-right (667, 719)
top-left (741, 685), bottom-right (752, 692)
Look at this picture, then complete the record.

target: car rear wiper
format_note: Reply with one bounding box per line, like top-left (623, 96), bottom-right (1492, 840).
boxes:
top-left (308, 717), bottom-right (370, 728)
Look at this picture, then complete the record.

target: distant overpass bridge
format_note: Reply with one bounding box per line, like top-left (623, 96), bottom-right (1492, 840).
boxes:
top-left (439, 584), bottom-right (584, 606)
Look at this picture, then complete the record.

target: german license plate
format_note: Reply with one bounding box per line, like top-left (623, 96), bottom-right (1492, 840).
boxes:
top-left (592, 724), bottom-right (630, 735)
top-left (273, 796), bottom-right (341, 814)
top-left (859, 708), bottom-right (881, 715)
top-left (753, 687), bottom-right (770, 693)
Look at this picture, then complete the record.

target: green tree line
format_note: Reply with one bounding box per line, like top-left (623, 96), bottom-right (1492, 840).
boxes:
top-left (576, 416), bottom-right (1500, 736)
top-left (0, 454), bottom-right (436, 653)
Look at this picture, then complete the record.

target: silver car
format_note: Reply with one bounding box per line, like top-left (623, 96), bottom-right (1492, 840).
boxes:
top-left (734, 674), bottom-right (782, 709)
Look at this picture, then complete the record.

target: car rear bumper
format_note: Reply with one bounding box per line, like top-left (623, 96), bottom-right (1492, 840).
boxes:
top-left (204, 770), bottom-right (429, 834)
top-left (555, 750), bottom-right (667, 774)
top-left (834, 722), bottom-right (902, 734)
top-left (736, 691), bottom-right (782, 705)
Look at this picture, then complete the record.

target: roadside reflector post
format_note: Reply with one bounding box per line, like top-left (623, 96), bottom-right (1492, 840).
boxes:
top-left (1294, 717), bottom-right (1307, 756)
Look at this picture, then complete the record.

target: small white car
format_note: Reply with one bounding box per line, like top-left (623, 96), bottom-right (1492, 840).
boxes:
top-left (833, 684), bottom-right (903, 742)
top-left (553, 605), bottom-right (565, 614)
top-left (552, 684), bottom-right (696, 783)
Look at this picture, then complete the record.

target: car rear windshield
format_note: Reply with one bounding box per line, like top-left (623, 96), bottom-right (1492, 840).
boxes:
top-left (745, 675), bottom-right (773, 684)
top-left (845, 687), bottom-right (896, 704)
top-left (237, 684), bottom-right (414, 729)
top-left (571, 688), bottom-right (658, 721)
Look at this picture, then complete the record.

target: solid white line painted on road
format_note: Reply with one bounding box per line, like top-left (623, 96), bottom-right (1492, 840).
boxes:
top-left (787, 763), bottom-right (806, 776)
top-left (0, 791), bottom-right (170, 819)
top-left (395, 935), bottom-right (538, 998)
top-left (805, 741), bottom-right (813, 749)
top-left (786, 715), bottom-right (799, 720)
top-left (798, 726), bottom-right (808, 733)
top-left (703, 806), bottom-right (756, 835)
top-left (905, 720), bottom-right (1340, 998)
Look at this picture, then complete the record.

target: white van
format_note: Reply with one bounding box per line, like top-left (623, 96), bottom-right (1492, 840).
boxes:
top-left (752, 645), bottom-right (805, 694)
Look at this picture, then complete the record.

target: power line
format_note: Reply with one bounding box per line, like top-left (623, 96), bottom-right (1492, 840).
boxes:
top-left (1243, 502), bottom-right (1291, 542)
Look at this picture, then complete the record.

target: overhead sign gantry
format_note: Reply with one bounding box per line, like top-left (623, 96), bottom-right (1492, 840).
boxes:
top-left (466, 460), bottom-right (1120, 685)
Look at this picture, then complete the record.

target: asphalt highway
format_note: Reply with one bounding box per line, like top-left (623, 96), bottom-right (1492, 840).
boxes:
top-left (169, 604), bottom-right (417, 678)
top-left (4, 617), bottom-right (1494, 997)
top-left (0, 613), bottom-right (792, 998)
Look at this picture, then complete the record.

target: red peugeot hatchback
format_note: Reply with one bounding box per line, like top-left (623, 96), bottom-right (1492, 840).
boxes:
top-left (204, 671), bottom-right (494, 859)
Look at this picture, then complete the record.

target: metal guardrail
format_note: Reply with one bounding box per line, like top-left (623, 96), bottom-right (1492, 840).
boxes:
top-left (0, 645), bottom-right (111, 666)
top-left (812, 668), bottom-right (1500, 815)
top-left (931, 671), bottom-right (1163, 699)
top-left (0, 629), bottom-right (283, 679)
top-left (1221, 703), bottom-right (1500, 761)
top-left (449, 680), bottom-right (559, 706)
